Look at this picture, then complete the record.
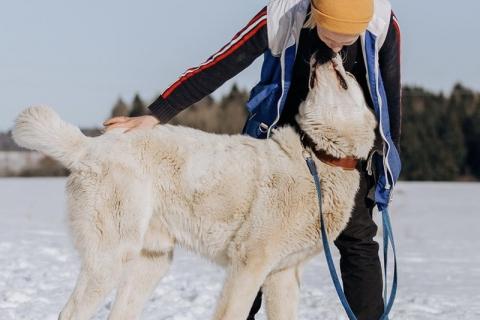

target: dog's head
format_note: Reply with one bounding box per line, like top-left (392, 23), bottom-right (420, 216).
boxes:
top-left (295, 52), bottom-right (378, 160)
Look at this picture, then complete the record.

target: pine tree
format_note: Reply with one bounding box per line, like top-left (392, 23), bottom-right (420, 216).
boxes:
top-left (217, 84), bottom-right (249, 133)
top-left (111, 97), bottom-right (130, 118)
top-left (464, 97), bottom-right (480, 178)
top-left (129, 93), bottom-right (149, 117)
top-left (220, 83), bottom-right (249, 107)
top-left (400, 87), bottom-right (443, 180)
top-left (434, 85), bottom-right (468, 179)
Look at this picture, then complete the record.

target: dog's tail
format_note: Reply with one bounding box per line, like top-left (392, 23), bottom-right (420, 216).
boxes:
top-left (12, 106), bottom-right (90, 170)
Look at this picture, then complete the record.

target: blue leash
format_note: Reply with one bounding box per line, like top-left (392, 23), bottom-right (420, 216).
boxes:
top-left (304, 155), bottom-right (397, 320)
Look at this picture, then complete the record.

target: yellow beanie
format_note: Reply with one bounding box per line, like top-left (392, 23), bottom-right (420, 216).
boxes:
top-left (311, 0), bottom-right (374, 35)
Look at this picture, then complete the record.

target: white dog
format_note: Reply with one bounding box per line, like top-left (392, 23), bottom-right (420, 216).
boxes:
top-left (12, 54), bottom-right (377, 320)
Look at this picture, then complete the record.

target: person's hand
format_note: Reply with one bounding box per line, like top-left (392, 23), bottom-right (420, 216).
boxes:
top-left (103, 115), bottom-right (160, 133)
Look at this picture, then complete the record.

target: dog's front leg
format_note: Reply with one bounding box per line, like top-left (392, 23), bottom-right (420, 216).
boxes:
top-left (212, 253), bottom-right (276, 320)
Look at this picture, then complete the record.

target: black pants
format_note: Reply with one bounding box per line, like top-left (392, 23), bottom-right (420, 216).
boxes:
top-left (247, 161), bottom-right (384, 320)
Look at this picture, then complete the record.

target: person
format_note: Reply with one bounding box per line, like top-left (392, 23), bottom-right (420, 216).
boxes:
top-left (103, 0), bottom-right (401, 319)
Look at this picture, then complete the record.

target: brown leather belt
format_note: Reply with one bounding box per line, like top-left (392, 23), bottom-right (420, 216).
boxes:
top-left (298, 129), bottom-right (359, 171)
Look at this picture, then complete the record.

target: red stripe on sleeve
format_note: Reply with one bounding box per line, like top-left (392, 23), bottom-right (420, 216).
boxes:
top-left (161, 8), bottom-right (267, 99)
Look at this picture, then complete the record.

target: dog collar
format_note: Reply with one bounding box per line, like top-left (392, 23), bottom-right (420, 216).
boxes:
top-left (298, 129), bottom-right (359, 171)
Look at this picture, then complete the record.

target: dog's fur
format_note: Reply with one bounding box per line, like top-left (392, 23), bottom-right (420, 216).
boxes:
top-left (12, 55), bottom-right (377, 320)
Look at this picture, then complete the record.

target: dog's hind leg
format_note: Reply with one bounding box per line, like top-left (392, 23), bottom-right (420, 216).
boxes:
top-left (108, 220), bottom-right (174, 320)
top-left (263, 264), bottom-right (303, 320)
top-left (212, 249), bottom-right (278, 320)
top-left (59, 172), bottom-right (155, 320)
top-left (107, 249), bottom-right (173, 320)
top-left (58, 249), bottom-right (124, 320)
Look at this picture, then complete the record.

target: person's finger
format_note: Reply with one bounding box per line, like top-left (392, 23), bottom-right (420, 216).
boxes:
top-left (104, 122), bottom-right (133, 131)
top-left (103, 116), bottom-right (129, 126)
top-left (103, 117), bottom-right (126, 126)
top-left (124, 120), bottom-right (142, 133)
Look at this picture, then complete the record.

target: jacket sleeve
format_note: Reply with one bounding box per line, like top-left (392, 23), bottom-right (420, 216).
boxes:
top-left (148, 6), bottom-right (268, 123)
top-left (379, 12), bottom-right (402, 154)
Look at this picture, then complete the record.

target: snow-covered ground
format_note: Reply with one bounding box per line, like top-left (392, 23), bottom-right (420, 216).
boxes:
top-left (0, 178), bottom-right (479, 319)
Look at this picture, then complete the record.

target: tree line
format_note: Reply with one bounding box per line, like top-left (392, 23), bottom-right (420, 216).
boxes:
top-left (400, 84), bottom-right (480, 181)
top-left (3, 83), bottom-right (479, 180)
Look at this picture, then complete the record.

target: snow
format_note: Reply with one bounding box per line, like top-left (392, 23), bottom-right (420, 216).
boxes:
top-left (0, 178), bottom-right (479, 319)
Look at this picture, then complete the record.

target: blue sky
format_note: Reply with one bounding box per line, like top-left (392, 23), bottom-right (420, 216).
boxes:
top-left (1, 0), bottom-right (478, 131)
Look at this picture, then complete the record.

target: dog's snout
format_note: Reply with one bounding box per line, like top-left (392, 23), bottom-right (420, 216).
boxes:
top-left (331, 55), bottom-right (349, 90)
top-left (309, 55), bottom-right (349, 90)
